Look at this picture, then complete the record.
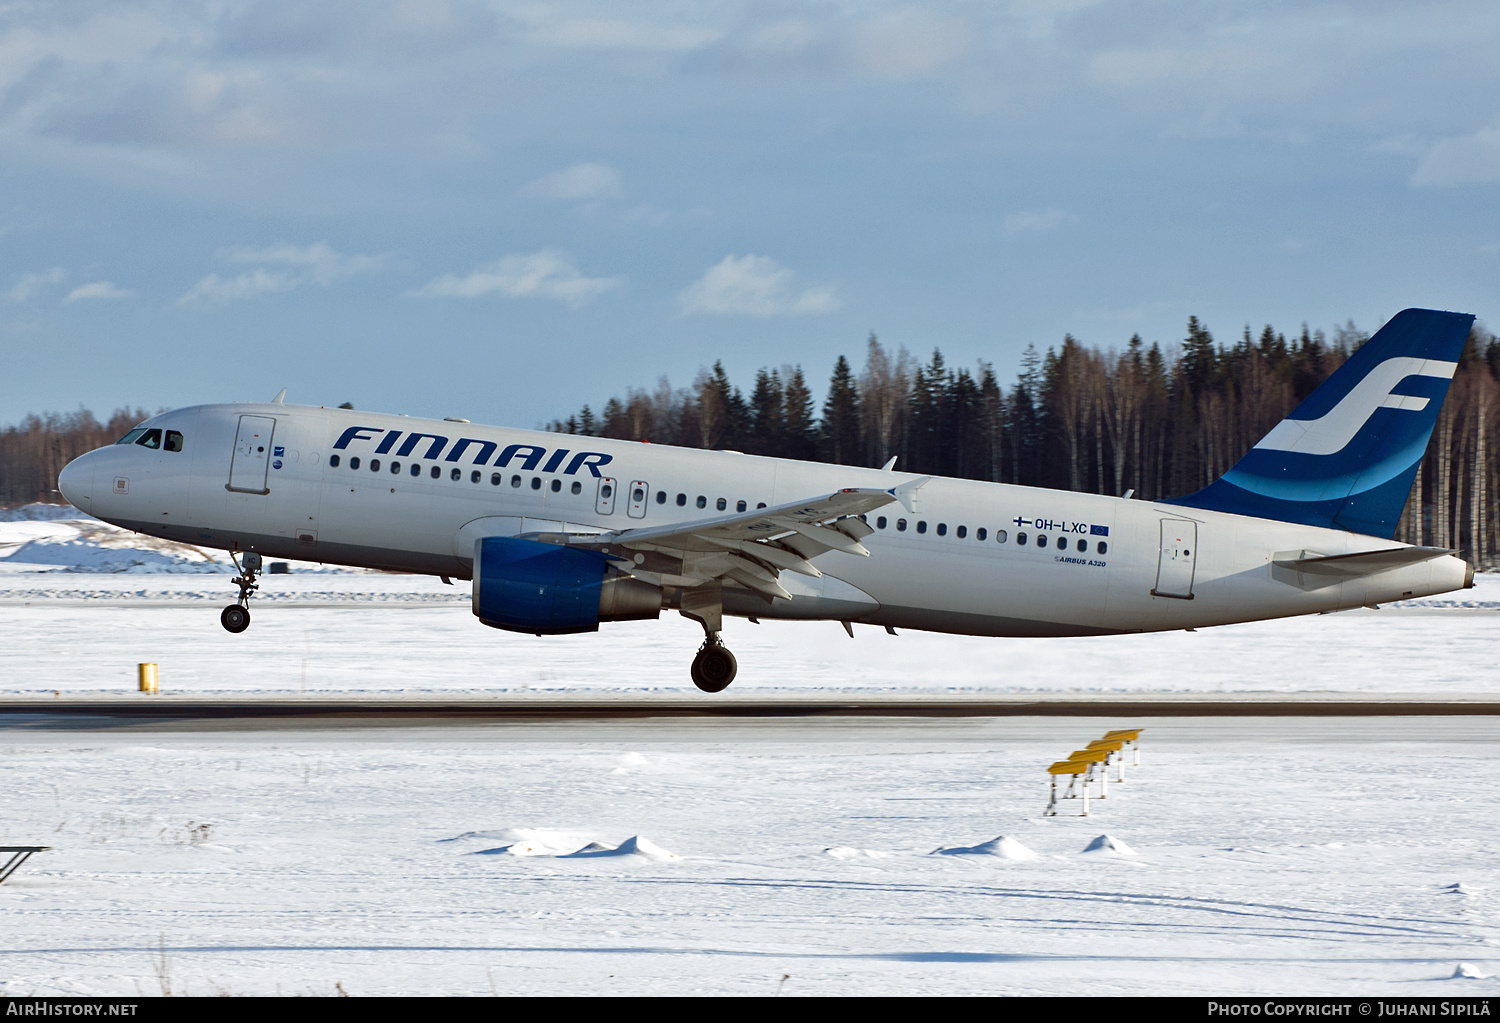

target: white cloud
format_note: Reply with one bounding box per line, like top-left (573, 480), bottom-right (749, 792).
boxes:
top-left (1413, 119), bottom-right (1500, 187)
top-left (65, 281), bottom-right (133, 302)
top-left (512, 15), bottom-right (720, 52)
top-left (1092, 45), bottom-right (1278, 89)
top-left (1004, 209), bottom-right (1076, 234)
top-left (845, 9), bottom-right (973, 80)
top-left (177, 269), bottom-right (296, 305)
top-left (7, 268), bottom-right (65, 302)
top-left (522, 162), bottom-right (623, 201)
top-left (177, 241), bottom-right (384, 305)
top-left (678, 254), bottom-right (838, 317)
top-left (218, 241), bottom-right (385, 283)
top-left (413, 251), bottom-right (622, 306)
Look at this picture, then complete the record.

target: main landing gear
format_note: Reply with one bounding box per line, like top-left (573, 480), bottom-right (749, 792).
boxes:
top-left (220, 551), bottom-right (261, 634)
top-left (690, 634), bottom-right (738, 694)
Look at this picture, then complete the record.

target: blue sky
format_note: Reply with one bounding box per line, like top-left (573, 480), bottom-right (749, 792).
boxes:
top-left (3, 0), bottom-right (1498, 428)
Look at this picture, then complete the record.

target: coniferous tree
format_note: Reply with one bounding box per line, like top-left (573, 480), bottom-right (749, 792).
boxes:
top-left (820, 355), bottom-right (862, 465)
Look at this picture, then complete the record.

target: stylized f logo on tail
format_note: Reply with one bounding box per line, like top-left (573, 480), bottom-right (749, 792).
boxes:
top-left (1255, 357), bottom-right (1458, 457)
top-left (1167, 308), bottom-right (1475, 539)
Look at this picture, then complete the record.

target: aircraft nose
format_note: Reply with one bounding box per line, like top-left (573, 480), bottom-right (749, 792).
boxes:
top-left (57, 454), bottom-right (94, 513)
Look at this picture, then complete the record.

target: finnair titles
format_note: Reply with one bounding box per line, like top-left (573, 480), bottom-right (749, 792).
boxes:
top-left (58, 308), bottom-right (1476, 692)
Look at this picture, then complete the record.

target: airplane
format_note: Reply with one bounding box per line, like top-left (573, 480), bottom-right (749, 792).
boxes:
top-left (56, 307), bottom-right (1476, 693)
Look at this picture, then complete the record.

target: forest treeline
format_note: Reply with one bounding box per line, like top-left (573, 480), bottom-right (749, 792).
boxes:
top-left (550, 317), bottom-right (1500, 567)
top-left (0, 408), bottom-right (151, 508)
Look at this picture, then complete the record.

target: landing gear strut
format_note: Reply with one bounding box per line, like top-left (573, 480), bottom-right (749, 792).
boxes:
top-left (690, 634), bottom-right (737, 693)
top-left (221, 550), bottom-right (261, 634)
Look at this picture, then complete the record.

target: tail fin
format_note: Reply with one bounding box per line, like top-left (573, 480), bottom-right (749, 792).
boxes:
top-left (1167, 307), bottom-right (1475, 538)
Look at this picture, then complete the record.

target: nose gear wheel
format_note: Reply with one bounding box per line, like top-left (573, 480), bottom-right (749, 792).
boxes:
top-left (221, 550), bottom-right (262, 634)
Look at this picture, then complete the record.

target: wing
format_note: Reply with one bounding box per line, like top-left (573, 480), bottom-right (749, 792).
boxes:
top-left (522, 484), bottom-right (914, 601)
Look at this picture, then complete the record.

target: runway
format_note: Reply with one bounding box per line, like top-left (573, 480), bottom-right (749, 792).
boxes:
top-left (3, 692), bottom-right (1499, 729)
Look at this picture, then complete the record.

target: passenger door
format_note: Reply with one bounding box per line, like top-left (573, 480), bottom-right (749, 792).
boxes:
top-left (228, 415), bottom-right (277, 494)
top-left (1152, 518), bottom-right (1197, 599)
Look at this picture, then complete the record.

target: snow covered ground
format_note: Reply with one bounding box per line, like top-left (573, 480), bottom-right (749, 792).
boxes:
top-left (1, 718), bottom-right (1497, 996)
top-left (2, 511), bottom-right (1498, 995)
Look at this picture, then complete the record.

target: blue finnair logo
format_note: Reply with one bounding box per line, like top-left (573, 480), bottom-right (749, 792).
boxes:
top-left (1252, 357), bottom-right (1457, 457)
top-left (332, 426), bottom-right (614, 477)
top-left (1169, 307), bottom-right (1475, 539)
top-left (1222, 357), bottom-right (1456, 503)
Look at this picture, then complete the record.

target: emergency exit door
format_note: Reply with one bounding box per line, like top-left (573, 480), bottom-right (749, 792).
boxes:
top-left (1152, 518), bottom-right (1197, 599)
top-left (228, 415), bottom-right (276, 494)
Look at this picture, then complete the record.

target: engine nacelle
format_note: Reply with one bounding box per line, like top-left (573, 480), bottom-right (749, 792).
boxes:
top-left (472, 536), bottom-right (662, 635)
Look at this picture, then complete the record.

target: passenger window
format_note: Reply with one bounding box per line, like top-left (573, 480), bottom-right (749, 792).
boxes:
top-left (1036, 534), bottom-right (1046, 546)
top-left (572, 481), bottom-right (583, 495)
top-left (452, 468), bottom-right (462, 481)
top-left (1017, 532), bottom-right (1027, 545)
top-left (491, 473), bottom-right (502, 486)
top-left (116, 429), bottom-right (147, 445)
top-left (936, 523), bottom-right (947, 536)
top-left (757, 503), bottom-right (766, 509)
top-left (956, 525), bottom-right (966, 538)
top-left (634, 486), bottom-right (646, 503)
top-left (164, 431), bottom-right (184, 452)
top-left (696, 496), bottom-right (707, 509)
top-left (737, 500), bottom-right (747, 512)
top-left (410, 463), bottom-right (421, 476)
top-left (977, 527), bottom-right (987, 541)
top-left (350, 457), bottom-right (361, 470)
top-left (1098, 541), bottom-right (1108, 555)
top-left (877, 516), bottom-right (887, 529)
top-left (656, 491), bottom-right (666, 504)
top-left (716, 497), bottom-right (726, 511)
top-left (896, 519), bottom-right (907, 531)
top-left (1077, 539), bottom-right (1087, 552)
top-left (531, 477), bottom-right (542, 490)
top-left (917, 521), bottom-right (927, 534)
top-left (370, 459), bottom-right (381, 472)
top-left (993, 529), bottom-right (1005, 543)
top-left (551, 479), bottom-right (561, 492)
top-left (601, 483), bottom-right (613, 498)
top-left (330, 454), bottom-right (341, 468)
top-left (471, 471), bottom-right (481, 484)
top-left (511, 475), bottom-right (522, 488)
top-left (430, 466), bottom-right (440, 479)
top-left (1056, 536), bottom-right (1067, 550)
top-left (676, 493), bottom-right (687, 506)
top-left (135, 429), bottom-right (162, 449)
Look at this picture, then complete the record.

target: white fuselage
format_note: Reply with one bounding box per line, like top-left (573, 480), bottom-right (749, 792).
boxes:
top-left (58, 402), bottom-right (1471, 637)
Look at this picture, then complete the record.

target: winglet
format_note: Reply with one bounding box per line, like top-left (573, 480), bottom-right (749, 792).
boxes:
top-left (889, 475), bottom-right (932, 513)
top-left (271, 388), bottom-right (287, 405)
top-left (881, 456), bottom-right (898, 471)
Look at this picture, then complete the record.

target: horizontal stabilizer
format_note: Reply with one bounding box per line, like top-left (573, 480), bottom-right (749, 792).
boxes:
top-left (1274, 545), bottom-right (1453, 576)
top-left (1271, 545), bottom-right (1453, 590)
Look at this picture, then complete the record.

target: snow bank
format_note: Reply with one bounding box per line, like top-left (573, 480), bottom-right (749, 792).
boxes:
top-left (1081, 834), bottom-right (1135, 855)
top-left (1451, 963), bottom-right (1491, 979)
top-left (0, 503), bottom-right (89, 521)
top-left (561, 836), bottom-right (680, 861)
top-left (932, 835), bottom-right (1040, 860)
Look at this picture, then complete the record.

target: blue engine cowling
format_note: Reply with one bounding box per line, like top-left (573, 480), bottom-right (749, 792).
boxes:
top-left (472, 536), bottom-right (662, 635)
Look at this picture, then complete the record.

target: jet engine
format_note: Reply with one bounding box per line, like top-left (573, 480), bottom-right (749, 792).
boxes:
top-left (472, 536), bottom-right (662, 635)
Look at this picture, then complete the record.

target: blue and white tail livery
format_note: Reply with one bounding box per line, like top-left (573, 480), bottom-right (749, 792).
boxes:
top-left (57, 307), bottom-right (1477, 691)
top-left (1170, 308), bottom-right (1474, 538)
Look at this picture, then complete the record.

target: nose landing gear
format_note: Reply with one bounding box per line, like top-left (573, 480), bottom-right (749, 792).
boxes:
top-left (220, 551), bottom-right (261, 634)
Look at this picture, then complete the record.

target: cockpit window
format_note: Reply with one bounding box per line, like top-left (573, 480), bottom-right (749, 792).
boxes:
top-left (135, 429), bottom-right (162, 449)
top-left (164, 430), bottom-right (184, 452)
top-left (116, 428), bottom-right (147, 445)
